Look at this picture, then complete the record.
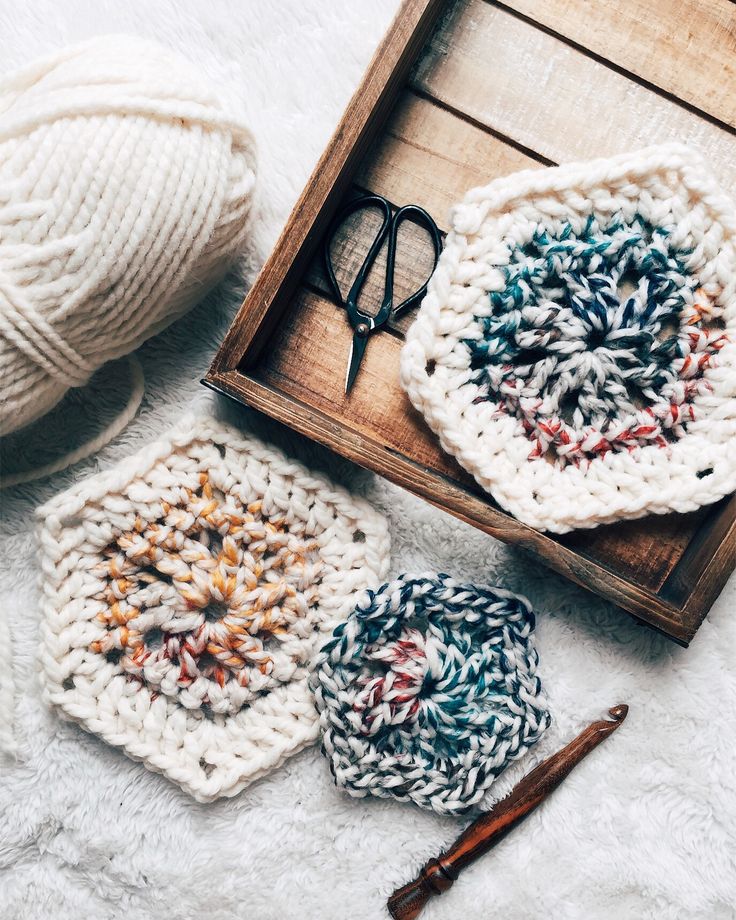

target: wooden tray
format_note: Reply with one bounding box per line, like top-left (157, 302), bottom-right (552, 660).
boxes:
top-left (206, 0), bottom-right (736, 646)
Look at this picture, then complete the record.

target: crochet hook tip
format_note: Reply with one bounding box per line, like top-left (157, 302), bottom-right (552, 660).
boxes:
top-left (608, 703), bottom-right (628, 723)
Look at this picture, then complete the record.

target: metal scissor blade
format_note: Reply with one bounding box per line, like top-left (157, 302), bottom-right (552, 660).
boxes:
top-left (345, 331), bottom-right (369, 394)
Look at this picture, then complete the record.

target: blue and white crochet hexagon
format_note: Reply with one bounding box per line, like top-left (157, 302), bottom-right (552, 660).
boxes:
top-left (402, 145), bottom-right (736, 533)
top-left (312, 573), bottom-right (549, 815)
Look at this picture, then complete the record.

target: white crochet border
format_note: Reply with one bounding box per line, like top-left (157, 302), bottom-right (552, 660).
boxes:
top-left (37, 415), bottom-right (390, 802)
top-left (401, 144), bottom-right (736, 533)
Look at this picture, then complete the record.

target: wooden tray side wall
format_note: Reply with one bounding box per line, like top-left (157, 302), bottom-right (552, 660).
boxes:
top-left (207, 0), bottom-right (736, 646)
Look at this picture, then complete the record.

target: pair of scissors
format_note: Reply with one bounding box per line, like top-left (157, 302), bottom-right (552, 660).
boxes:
top-left (323, 194), bottom-right (443, 394)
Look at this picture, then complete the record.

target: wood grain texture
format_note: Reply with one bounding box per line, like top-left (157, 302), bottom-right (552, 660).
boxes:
top-left (209, 0), bottom-right (447, 375)
top-left (662, 493), bottom-right (736, 607)
top-left (357, 90), bottom-right (543, 225)
top-left (413, 0), bottom-right (736, 190)
top-left (255, 288), bottom-right (464, 477)
top-left (250, 283), bottom-right (725, 612)
top-left (302, 172), bottom-right (731, 601)
top-left (207, 364), bottom-right (702, 645)
top-left (498, 0), bottom-right (736, 128)
top-left (307, 89), bottom-right (543, 335)
top-left (207, 0), bottom-right (736, 644)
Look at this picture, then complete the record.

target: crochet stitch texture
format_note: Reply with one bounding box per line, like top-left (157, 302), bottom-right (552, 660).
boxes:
top-left (401, 145), bottom-right (736, 532)
top-left (312, 573), bottom-right (550, 815)
top-left (37, 416), bottom-right (390, 801)
top-left (0, 36), bottom-right (256, 438)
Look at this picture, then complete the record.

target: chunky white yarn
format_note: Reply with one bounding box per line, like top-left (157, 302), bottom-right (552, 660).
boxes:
top-left (0, 35), bottom-right (256, 444)
top-left (401, 144), bottom-right (736, 533)
top-left (37, 415), bottom-right (390, 802)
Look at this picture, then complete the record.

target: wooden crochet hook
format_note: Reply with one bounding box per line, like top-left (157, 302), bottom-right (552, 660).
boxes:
top-left (387, 703), bottom-right (629, 920)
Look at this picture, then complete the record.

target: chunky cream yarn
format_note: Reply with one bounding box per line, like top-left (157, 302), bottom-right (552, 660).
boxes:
top-left (0, 35), bottom-right (256, 447)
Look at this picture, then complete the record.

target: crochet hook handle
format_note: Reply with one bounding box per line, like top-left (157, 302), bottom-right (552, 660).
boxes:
top-left (387, 704), bottom-right (628, 920)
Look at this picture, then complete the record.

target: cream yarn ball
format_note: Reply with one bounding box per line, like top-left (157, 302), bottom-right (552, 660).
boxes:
top-left (0, 35), bottom-right (256, 440)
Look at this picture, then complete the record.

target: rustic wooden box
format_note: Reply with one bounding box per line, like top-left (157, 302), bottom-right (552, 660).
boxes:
top-left (206, 0), bottom-right (736, 646)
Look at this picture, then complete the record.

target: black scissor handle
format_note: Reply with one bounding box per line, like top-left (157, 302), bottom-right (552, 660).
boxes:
top-left (323, 194), bottom-right (392, 330)
top-left (384, 203), bottom-right (443, 321)
top-left (323, 194), bottom-right (443, 332)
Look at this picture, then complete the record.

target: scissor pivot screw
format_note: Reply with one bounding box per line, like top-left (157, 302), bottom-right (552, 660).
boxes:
top-left (355, 322), bottom-right (370, 337)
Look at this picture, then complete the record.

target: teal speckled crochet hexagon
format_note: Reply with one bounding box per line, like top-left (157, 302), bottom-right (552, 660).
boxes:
top-left (312, 573), bottom-right (550, 815)
top-left (402, 145), bottom-right (736, 532)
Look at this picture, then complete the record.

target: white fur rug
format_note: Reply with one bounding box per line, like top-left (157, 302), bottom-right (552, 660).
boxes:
top-left (1, 2), bottom-right (735, 918)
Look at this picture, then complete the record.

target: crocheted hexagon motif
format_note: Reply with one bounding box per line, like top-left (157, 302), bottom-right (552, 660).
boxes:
top-left (37, 416), bottom-right (390, 801)
top-left (401, 145), bottom-right (736, 532)
top-left (312, 574), bottom-right (550, 814)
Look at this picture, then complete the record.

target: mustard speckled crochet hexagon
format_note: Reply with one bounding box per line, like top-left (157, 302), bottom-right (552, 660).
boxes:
top-left (37, 416), bottom-right (390, 801)
top-left (401, 144), bottom-right (736, 532)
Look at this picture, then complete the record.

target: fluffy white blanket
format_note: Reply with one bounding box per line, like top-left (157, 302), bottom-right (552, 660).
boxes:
top-left (1, 2), bottom-right (735, 918)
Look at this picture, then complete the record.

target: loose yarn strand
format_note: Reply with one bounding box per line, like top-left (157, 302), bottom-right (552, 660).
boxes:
top-left (1, 353), bottom-right (144, 488)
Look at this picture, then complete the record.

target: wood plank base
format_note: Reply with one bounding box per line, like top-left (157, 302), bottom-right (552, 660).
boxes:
top-left (207, 0), bottom-right (736, 645)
